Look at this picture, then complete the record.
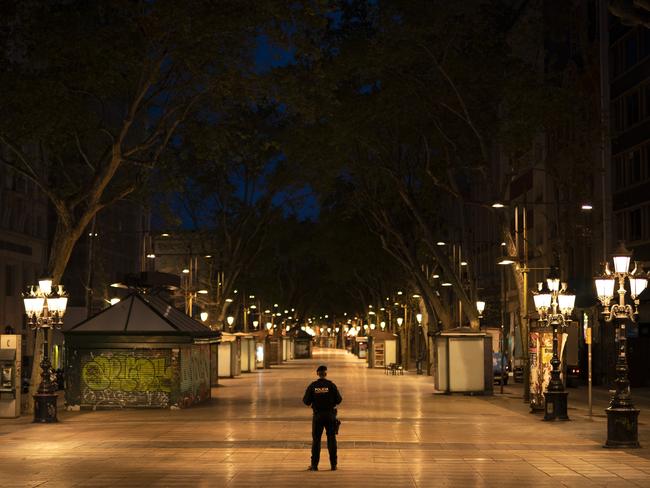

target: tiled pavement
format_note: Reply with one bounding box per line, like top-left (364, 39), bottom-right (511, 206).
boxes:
top-left (0, 348), bottom-right (649, 487)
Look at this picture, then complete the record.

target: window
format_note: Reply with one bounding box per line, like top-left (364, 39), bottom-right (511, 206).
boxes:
top-left (641, 27), bottom-right (650, 59)
top-left (615, 211), bottom-right (627, 241)
top-left (626, 91), bottom-right (640, 126)
top-left (612, 98), bottom-right (624, 132)
top-left (630, 208), bottom-right (642, 241)
top-left (625, 35), bottom-right (638, 71)
top-left (615, 155), bottom-right (626, 189)
top-left (4, 265), bottom-right (13, 297)
top-left (630, 149), bottom-right (642, 182)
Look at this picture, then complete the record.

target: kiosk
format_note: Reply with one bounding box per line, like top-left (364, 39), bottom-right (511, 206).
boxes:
top-left (64, 293), bottom-right (220, 409)
top-left (218, 333), bottom-right (241, 378)
top-left (434, 328), bottom-right (492, 394)
top-left (235, 333), bottom-right (256, 373)
top-left (367, 331), bottom-right (398, 368)
top-left (293, 329), bottom-right (313, 359)
top-left (0, 334), bottom-right (21, 418)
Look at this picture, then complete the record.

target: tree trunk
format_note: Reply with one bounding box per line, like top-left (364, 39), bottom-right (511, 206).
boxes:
top-left (394, 184), bottom-right (480, 329)
top-left (27, 215), bottom-right (90, 414)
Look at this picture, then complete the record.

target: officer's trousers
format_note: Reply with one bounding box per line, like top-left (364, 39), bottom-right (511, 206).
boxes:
top-left (311, 410), bottom-right (337, 467)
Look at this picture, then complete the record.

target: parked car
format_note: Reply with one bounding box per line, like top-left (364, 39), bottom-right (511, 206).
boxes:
top-left (493, 352), bottom-right (509, 385)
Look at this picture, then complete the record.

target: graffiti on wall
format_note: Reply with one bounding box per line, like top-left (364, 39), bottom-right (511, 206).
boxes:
top-left (178, 345), bottom-right (210, 407)
top-left (80, 350), bottom-right (172, 408)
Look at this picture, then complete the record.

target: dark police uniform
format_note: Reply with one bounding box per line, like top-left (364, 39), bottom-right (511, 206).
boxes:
top-left (303, 377), bottom-right (342, 469)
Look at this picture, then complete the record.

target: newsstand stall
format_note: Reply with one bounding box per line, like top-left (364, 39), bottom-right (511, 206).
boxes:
top-left (367, 330), bottom-right (398, 368)
top-left (235, 332), bottom-right (256, 373)
top-left (292, 328), bottom-right (313, 359)
top-left (434, 327), bottom-right (492, 395)
top-left (251, 330), bottom-right (270, 369)
top-left (64, 293), bottom-right (221, 409)
top-left (218, 333), bottom-right (241, 378)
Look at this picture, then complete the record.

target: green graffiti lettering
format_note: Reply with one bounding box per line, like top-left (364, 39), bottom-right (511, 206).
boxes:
top-left (81, 352), bottom-right (172, 393)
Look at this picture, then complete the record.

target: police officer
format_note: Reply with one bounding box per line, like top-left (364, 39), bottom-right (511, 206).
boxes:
top-left (302, 365), bottom-right (342, 471)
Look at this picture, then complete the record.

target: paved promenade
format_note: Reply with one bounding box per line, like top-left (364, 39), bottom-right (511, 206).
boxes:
top-left (1, 348), bottom-right (649, 487)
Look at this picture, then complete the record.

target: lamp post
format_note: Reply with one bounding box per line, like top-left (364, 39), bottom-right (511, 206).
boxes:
top-left (415, 313), bottom-right (423, 374)
top-left (594, 241), bottom-right (647, 448)
top-left (226, 316), bottom-right (235, 332)
top-left (23, 279), bottom-right (68, 423)
top-left (532, 270), bottom-right (575, 421)
top-left (396, 316), bottom-right (404, 366)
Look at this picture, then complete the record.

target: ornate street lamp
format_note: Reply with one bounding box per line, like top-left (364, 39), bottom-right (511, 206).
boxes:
top-left (532, 270), bottom-right (575, 421)
top-left (23, 279), bottom-right (68, 423)
top-left (594, 241), bottom-right (647, 448)
top-left (415, 313), bottom-right (424, 374)
top-left (226, 316), bottom-right (235, 331)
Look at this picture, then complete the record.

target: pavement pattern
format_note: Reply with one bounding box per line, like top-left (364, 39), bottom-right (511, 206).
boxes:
top-left (0, 348), bottom-right (649, 487)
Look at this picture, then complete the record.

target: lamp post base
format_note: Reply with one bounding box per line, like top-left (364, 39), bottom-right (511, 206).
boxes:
top-left (543, 390), bottom-right (569, 421)
top-left (604, 406), bottom-right (640, 448)
top-left (33, 393), bottom-right (58, 423)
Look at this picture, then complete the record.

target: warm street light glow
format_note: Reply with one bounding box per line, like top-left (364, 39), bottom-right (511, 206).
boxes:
top-left (205, 254), bottom-right (212, 258)
top-left (225, 298), bottom-right (233, 303)
top-left (581, 204), bottom-right (593, 210)
top-left (432, 274), bottom-right (439, 278)
top-left (161, 233), bottom-right (170, 237)
top-left (200, 312), bottom-right (208, 322)
top-left (266, 322), bottom-right (272, 330)
top-left (415, 313), bottom-right (422, 324)
top-left (441, 282), bottom-right (452, 287)
top-left (396, 317), bottom-right (403, 326)
top-left (492, 202), bottom-right (506, 208)
top-left (146, 253), bottom-right (156, 258)
top-left (476, 301), bottom-right (486, 317)
top-left (182, 268), bottom-right (190, 274)
top-left (460, 261), bottom-right (468, 266)
top-left (497, 258), bottom-right (516, 265)
top-left (436, 241), bottom-right (446, 246)
top-left (226, 316), bottom-right (234, 326)
top-left (612, 242), bottom-right (632, 274)
top-left (38, 279), bottom-right (53, 295)
top-left (109, 298), bottom-right (121, 306)
top-left (253, 320), bottom-right (259, 328)
top-left (198, 289), bottom-right (208, 294)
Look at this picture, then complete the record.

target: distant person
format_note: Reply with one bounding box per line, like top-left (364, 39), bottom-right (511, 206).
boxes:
top-left (303, 364), bottom-right (342, 471)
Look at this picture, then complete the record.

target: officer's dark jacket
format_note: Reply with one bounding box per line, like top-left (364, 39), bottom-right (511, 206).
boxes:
top-left (303, 378), bottom-right (342, 412)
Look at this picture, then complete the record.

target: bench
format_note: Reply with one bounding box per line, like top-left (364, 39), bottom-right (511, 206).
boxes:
top-left (384, 363), bottom-right (404, 376)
